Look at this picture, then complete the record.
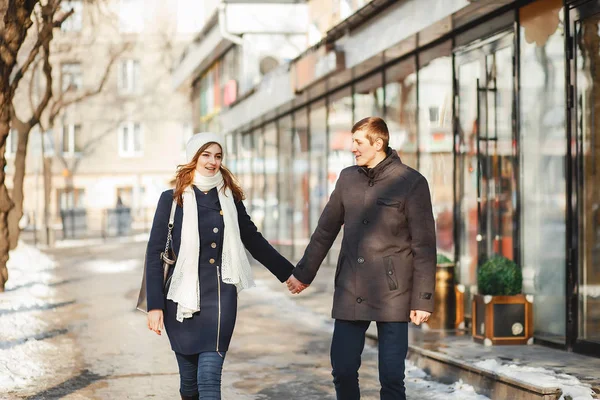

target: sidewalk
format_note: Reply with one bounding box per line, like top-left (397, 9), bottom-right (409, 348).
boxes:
top-left (259, 261), bottom-right (600, 400)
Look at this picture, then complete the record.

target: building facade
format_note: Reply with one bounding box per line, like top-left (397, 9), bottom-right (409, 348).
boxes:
top-left (174, 0), bottom-right (600, 356)
top-left (6, 0), bottom-right (202, 238)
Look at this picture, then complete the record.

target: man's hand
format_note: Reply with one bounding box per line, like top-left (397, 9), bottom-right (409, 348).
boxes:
top-left (410, 310), bottom-right (431, 326)
top-left (147, 309), bottom-right (164, 335)
top-left (286, 275), bottom-right (309, 294)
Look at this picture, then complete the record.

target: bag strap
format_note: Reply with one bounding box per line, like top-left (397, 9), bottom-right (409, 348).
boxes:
top-left (164, 200), bottom-right (177, 254)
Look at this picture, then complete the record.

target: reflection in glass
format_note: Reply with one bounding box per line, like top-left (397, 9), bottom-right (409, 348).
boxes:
top-left (520, 0), bottom-right (566, 343)
top-left (252, 129), bottom-right (265, 232)
top-left (385, 57), bottom-right (417, 168)
top-left (263, 124), bottom-right (278, 241)
top-left (278, 115), bottom-right (294, 260)
top-left (456, 57), bottom-right (482, 319)
top-left (577, 11), bottom-right (600, 343)
top-left (328, 87), bottom-right (354, 264)
top-left (354, 72), bottom-right (384, 120)
top-left (310, 100), bottom-right (328, 232)
top-left (240, 133), bottom-right (253, 210)
top-left (417, 43), bottom-right (454, 258)
top-left (293, 109), bottom-right (310, 260)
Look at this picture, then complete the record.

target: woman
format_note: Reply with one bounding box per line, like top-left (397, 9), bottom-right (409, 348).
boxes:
top-left (145, 132), bottom-right (295, 400)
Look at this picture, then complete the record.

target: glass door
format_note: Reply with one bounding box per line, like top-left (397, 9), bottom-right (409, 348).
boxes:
top-left (455, 32), bottom-right (517, 321)
top-left (573, 3), bottom-right (600, 351)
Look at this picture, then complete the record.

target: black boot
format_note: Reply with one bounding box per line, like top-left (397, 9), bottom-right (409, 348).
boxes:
top-left (180, 394), bottom-right (199, 400)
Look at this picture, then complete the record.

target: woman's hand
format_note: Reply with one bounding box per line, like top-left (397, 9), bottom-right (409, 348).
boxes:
top-left (147, 309), bottom-right (164, 335)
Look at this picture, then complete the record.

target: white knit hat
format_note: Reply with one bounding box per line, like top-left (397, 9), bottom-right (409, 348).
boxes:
top-left (185, 132), bottom-right (226, 163)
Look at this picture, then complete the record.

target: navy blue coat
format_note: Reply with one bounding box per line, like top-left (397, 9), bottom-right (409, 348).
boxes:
top-left (146, 187), bottom-right (294, 355)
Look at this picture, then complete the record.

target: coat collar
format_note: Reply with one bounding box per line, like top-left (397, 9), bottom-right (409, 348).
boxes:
top-left (193, 186), bottom-right (221, 211)
top-left (358, 147), bottom-right (401, 181)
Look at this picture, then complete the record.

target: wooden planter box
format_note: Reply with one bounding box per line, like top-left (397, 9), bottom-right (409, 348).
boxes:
top-left (472, 294), bottom-right (534, 346)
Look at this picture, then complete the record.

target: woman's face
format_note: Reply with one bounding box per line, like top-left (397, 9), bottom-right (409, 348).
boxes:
top-left (195, 143), bottom-right (222, 177)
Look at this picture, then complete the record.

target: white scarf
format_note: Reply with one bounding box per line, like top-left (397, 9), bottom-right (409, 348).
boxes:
top-left (166, 170), bottom-right (255, 322)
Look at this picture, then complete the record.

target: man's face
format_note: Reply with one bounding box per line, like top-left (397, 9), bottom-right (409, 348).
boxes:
top-left (351, 129), bottom-right (381, 167)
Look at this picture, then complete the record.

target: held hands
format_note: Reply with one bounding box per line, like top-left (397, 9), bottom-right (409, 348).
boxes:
top-left (286, 275), bottom-right (309, 294)
top-left (147, 309), bottom-right (164, 335)
top-left (410, 310), bottom-right (431, 326)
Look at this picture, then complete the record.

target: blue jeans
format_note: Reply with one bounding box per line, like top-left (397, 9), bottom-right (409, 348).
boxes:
top-left (330, 320), bottom-right (408, 400)
top-left (175, 351), bottom-right (226, 399)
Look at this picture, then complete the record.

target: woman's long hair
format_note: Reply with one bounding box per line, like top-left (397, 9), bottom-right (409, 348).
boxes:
top-left (173, 142), bottom-right (245, 206)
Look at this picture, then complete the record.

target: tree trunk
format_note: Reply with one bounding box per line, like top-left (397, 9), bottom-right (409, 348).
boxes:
top-left (8, 125), bottom-right (30, 249)
top-left (0, 0), bottom-right (39, 291)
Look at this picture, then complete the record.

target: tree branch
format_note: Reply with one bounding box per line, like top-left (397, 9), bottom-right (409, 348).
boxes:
top-left (9, 4), bottom-right (73, 93)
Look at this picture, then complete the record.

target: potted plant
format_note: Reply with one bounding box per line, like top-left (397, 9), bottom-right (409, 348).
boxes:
top-left (472, 255), bottom-right (534, 346)
top-left (428, 254), bottom-right (459, 330)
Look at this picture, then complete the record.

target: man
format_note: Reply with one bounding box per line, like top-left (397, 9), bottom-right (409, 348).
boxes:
top-left (287, 117), bottom-right (436, 400)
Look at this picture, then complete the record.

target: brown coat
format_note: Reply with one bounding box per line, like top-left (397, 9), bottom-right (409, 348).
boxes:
top-left (293, 149), bottom-right (436, 322)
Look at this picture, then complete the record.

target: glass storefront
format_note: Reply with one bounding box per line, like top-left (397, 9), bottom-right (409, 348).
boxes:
top-left (263, 123), bottom-right (278, 241)
top-left (520, 0), bottom-right (567, 343)
top-left (223, 0), bottom-right (600, 356)
top-left (293, 108), bottom-right (310, 259)
top-left (252, 129), bottom-right (265, 232)
top-left (575, 2), bottom-right (600, 346)
top-left (278, 115), bottom-right (294, 260)
top-left (309, 99), bottom-right (328, 232)
top-left (354, 72), bottom-right (384, 120)
top-left (385, 57), bottom-right (418, 168)
top-left (417, 42), bottom-right (454, 258)
top-left (328, 87), bottom-right (354, 264)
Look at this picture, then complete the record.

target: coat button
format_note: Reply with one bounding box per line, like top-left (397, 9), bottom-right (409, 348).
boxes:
top-left (368, 181), bottom-right (374, 187)
top-left (209, 258), bottom-right (215, 264)
top-left (219, 210), bottom-right (223, 215)
top-left (363, 219), bottom-right (369, 225)
top-left (356, 297), bottom-right (363, 303)
top-left (213, 227), bottom-right (219, 233)
top-left (211, 242), bottom-right (217, 249)
top-left (388, 270), bottom-right (394, 275)
top-left (357, 257), bottom-right (365, 264)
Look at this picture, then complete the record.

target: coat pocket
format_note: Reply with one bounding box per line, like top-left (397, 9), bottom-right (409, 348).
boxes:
top-left (383, 256), bottom-right (399, 291)
top-left (334, 255), bottom-right (345, 286)
top-left (377, 197), bottom-right (402, 209)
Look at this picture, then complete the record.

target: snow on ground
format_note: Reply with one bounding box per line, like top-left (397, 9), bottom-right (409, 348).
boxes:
top-left (7, 241), bottom-right (55, 272)
top-left (475, 359), bottom-right (594, 400)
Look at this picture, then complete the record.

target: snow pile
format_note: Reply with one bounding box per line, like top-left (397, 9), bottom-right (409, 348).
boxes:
top-left (7, 241), bottom-right (55, 272)
top-left (475, 359), bottom-right (594, 400)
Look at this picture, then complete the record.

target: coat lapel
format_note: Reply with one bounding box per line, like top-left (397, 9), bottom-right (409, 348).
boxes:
top-left (193, 186), bottom-right (221, 211)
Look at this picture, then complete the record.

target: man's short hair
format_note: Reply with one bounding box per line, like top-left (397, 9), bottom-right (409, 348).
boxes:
top-left (351, 117), bottom-right (389, 149)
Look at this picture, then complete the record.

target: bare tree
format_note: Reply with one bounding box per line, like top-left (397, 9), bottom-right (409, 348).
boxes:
top-left (7, 0), bottom-right (73, 250)
top-left (0, 0), bottom-right (43, 292)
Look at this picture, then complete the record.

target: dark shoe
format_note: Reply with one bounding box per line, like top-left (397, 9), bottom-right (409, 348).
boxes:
top-left (180, 394), bottom-right (199, 400)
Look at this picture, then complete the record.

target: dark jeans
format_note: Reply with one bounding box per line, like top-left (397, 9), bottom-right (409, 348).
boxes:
top-left (331, 320), bottom-right (408, 400)
top-left (175, 351), bottom-right (226, 399)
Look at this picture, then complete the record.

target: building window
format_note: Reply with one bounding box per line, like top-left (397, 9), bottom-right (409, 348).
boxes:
top-left (119, 0), bottom-right (144, 33)
top-left (118, 122), bottom-right (143, 157)
top-left (61, 0), bottom-right (83, 32)
top-left (61, 124), bottom-right (82, 156)
top-left (6, 129), bottom-right (18, 158)
top-left (118, 60), bottom-right (141, 94)
top-left (57, 188), bottom-right (85, 212)
top-left (61, 63), bottom-right (82, 92)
